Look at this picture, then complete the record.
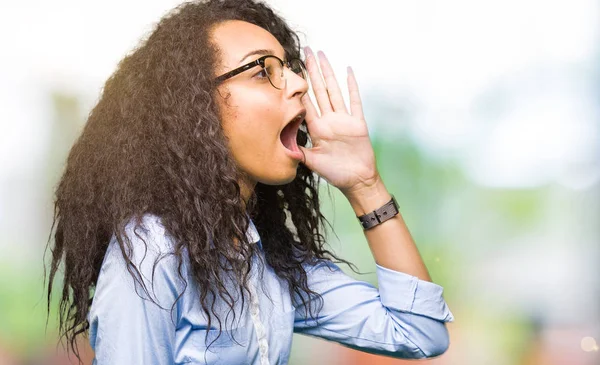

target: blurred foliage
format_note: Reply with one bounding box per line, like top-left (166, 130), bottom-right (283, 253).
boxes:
top-left (0, 263), bottom-right (60, 355)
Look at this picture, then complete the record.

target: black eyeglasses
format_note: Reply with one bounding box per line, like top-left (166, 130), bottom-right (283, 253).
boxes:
top-left (214, 54), bottom-right (307, 90)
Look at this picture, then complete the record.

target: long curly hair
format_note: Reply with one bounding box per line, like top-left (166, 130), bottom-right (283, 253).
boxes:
top-left (45, 0), bottom-right (355, 361)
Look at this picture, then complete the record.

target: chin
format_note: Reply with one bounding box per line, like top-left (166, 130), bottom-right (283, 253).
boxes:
top-left (259, 169), bottom-right (298, 186)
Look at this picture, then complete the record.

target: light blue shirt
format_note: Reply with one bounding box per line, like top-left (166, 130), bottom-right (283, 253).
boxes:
top-left (89, 215), bottom-right (454, 364)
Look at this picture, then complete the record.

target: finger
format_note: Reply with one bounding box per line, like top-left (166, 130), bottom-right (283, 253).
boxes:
top-left (303, 46), bottom-right (333, 115)
top-left (347, 66), bottom-right (364, 120)
top-left (317, 51), bottom-right (348, 114)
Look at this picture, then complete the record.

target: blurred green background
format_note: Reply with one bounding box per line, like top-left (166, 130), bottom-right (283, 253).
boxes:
top-left (1, 0), bottom-right (598, 364)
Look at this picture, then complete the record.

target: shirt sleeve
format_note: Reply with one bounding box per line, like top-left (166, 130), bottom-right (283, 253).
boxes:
top-left (292, 259), bottom-right (455, 359)
top-left (88, 217), bottom-right (186, 365)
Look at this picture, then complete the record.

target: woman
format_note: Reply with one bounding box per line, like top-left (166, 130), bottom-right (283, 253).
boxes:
top-left (46, 0), bottom-right (454, 364)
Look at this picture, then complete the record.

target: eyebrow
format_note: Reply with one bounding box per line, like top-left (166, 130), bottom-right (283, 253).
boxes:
top-left (238, 48), bottom-right (286, 63)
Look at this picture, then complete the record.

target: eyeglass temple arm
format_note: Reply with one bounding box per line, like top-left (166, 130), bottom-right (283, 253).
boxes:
top-left (214, 58), bottom-right (264, 83)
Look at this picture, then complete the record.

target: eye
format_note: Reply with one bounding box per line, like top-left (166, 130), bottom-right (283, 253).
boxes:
top-left (253, 68), bottom-right (269, 80)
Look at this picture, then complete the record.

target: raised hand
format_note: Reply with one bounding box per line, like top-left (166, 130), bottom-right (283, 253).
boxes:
top-left (299, 47), bottom-right (380, 195)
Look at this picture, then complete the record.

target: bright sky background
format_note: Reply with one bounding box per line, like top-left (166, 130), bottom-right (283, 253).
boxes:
top-left (0, 0), bottom-right (598, 189)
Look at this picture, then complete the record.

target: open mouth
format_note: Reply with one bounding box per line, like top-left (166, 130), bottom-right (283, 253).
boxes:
top-left (280, 110), bottom-right (306, 154)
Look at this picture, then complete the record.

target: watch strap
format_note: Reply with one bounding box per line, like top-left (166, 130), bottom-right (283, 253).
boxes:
top-left (357, 195), bottom-right (399, 230)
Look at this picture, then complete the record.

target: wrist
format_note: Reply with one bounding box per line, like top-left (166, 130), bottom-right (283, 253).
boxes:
top-left (344, 177), bottom-right (392, 216)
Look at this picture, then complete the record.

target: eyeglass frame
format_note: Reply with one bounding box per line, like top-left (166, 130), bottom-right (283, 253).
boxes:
top-left (214, 54), bottom-right (307, 90)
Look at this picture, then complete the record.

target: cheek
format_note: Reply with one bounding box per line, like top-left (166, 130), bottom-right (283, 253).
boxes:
top-left (218, 90), bottom-right (287, 170)
top-left (228, 101), bottom-right (280, 146)
top-left (224, 107), bottom-right (281, 157)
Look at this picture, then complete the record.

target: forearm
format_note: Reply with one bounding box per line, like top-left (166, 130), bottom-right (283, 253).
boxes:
top-left (343, 176), bottom-right (432, 282)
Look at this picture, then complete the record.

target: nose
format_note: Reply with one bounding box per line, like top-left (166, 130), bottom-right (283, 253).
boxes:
top-left (283, 66), bottom-right (308, 100)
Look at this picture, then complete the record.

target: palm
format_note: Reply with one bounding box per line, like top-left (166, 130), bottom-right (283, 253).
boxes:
top-left (299, 48), bottom-right (379, 194)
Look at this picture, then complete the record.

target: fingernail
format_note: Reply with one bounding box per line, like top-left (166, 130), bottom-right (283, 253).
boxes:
top-left (303, 46), bottom-right (313, 57)
top-left (317, 50), bottom-right (326, 60)
top-left (347, 66), bottom-right (353, 74)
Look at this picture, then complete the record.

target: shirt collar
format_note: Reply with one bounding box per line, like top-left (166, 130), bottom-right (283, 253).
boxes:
top-left (246, 217), bottom-right (261, 245)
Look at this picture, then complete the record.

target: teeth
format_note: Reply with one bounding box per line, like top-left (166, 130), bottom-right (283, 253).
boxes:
top-left (285, 111), bottom-right (305, 129)
top-left (290, 114), bottom-right (302, 124)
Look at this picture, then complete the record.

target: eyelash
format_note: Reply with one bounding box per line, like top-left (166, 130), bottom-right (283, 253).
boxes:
top-left (253, 68), bottom-right (268, 79)
top-left (253, 57), bottom-right (288, 80)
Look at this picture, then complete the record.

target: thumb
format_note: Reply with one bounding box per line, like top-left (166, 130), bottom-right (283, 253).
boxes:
top-left (298, 146), bottom-right (314, 170)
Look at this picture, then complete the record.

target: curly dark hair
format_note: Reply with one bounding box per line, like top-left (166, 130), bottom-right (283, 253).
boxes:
top-left (44, 0), bottom-right (356, 361)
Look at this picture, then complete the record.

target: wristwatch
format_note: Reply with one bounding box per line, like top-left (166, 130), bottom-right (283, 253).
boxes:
top-left (356, 195), bottom-right (399, 230)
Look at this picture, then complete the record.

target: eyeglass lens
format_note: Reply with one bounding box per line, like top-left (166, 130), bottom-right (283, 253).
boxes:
top-left (264, 57), bottom-right (306, 89)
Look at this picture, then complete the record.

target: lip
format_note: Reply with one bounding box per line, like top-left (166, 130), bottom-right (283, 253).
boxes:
top-left (282, 143), bottom-right (304, 162)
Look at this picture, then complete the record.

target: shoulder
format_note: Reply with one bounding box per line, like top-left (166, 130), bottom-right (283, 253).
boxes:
top-left (94, 214), bottom-right (189, 307)
top-left (100, 214), bottom-right (187, 292)
top-left (88, 215), bottom-right (186, 349)
top-left (104, 214), bottom-right (176, 267)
